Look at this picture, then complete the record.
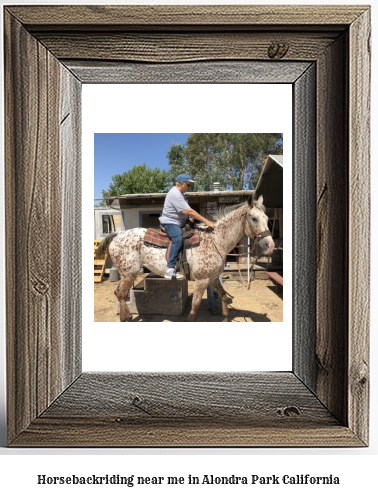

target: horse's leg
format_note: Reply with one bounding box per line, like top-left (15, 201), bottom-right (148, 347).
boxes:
top-left (186, 278), bottom-right (209, 322)
top-left (210, 278), bottom-right (229, 321)
top-left (114, 276), bottom-right (135, 322)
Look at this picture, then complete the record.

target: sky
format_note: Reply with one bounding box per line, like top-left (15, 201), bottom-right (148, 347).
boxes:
top-left (94, 133), bottom-right (190, 201)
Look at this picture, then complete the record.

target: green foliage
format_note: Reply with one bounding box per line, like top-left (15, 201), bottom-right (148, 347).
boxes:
top-left (99, 134), bottom-right (283, 201)
top-left (96, 200), bottom-right (108, 207)
top-left (167, 133), bottom-right (282, 191)
top-left (101, 163), bottom-right (169, 200)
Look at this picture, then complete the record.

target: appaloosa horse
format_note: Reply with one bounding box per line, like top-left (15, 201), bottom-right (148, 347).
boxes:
top-left (97, 195), bottom-right (274, 322)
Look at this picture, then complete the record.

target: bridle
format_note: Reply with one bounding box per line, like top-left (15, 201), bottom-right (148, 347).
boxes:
top-left (243, 208), bottom-right (271, 242)
top-left (210, 207), bottom-right (272, 291)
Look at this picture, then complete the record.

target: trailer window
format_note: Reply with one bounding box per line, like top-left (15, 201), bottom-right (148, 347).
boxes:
top-left (102, 215), bottom-right (111, 234)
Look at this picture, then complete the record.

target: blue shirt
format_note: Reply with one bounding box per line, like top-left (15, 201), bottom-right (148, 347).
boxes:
top-left (159, 187), bottom-right (190, 227)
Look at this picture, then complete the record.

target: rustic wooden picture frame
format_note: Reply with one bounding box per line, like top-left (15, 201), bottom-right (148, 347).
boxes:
top-left (4, 5), bottom-right (370, 447)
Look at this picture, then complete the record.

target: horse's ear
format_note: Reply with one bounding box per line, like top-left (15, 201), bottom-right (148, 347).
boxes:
top-left (253, 195), bottom-right (264, 208)
top-left (247, 194), bottom-right (253, 207)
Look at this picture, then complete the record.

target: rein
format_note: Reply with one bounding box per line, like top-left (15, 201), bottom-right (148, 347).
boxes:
top-left (242, 208), bottom-right (272, 289)
top-left (211, 207), bottom-right (272, 290)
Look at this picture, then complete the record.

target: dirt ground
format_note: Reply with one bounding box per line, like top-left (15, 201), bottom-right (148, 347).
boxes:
top-left (94, 273), bottom-right (283, 322)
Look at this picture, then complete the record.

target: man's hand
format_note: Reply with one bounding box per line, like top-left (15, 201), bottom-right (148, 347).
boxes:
top-left (182, 208), bottom-right (216, 229)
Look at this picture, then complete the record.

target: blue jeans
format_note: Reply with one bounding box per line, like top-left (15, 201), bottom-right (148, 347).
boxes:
top-left (207, 286), bottom-right (218, 308)
top-left (163, 224), bottom-right (183, 269)
top-left (207, 277), bottom-right (223, 308)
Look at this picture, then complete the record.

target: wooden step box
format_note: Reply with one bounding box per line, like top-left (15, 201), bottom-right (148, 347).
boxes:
top-left (127, 273), bottom-right (188, 316)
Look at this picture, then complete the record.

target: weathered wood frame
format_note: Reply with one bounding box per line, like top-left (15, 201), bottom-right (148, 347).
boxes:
top-left (4, 5), bottom-right (370, 447)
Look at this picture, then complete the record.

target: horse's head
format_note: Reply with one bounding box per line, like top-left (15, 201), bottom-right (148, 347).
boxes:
top-left (243, 195), bottom-right (275, 255)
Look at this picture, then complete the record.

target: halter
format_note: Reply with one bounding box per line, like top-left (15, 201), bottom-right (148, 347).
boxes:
top-left (243, 208), bottom-right (272, 241)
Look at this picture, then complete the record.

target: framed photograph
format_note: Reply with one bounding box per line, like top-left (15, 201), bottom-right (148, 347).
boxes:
top-left (4, 5), bottom-right (370, 447)
top-left (87, 93), bottom-right (290, 371)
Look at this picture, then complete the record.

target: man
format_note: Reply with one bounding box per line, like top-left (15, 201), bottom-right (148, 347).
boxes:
top-left (159, 174), bottom-right (215, 279)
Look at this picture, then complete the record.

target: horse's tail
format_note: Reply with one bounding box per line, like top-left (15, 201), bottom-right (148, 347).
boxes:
top-left (96, 233), bottom-right (118, 258)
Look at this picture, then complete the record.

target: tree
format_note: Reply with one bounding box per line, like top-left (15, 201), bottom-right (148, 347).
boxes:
top-left (101, 163), bottom-right (169, 201)
top-left (167, 133), bottom-right (282, 191)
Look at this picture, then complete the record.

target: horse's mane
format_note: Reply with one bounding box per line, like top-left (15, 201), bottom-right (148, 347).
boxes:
top-left (209, 202), bottom-right (247, 222)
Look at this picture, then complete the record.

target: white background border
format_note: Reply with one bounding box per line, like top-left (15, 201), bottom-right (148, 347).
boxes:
top-left (84, 84), bottom-right (292, 372)
top-left (0, 3), bottom-right (376, 498)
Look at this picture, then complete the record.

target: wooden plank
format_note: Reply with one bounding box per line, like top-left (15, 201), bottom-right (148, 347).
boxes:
top-left (60, 66), bottom-right (82, 389)
top-left (127, 275), bottom-right (188, 316)
top-left (348, 8), bottom-right (371, 445)
top-left (10, 373), bottom-right (363, 447)
top-left (67, 60), bottom-right (312, 84)
top-left (316, 34), bottom-right (349, 425)
top-left (36, 32), bottom-right (340, 62)
top-left (4, 12), bottom-right (63, 442)
top-left (11, 421), bottom-right (363, 448)
top-left (293, 64), bottom-right (317, 393)
top-left (42, 373), bottom-right (324, 421)
top-left (7, 5), bottom-right (367, 29)
top-left (94, 240), bottom-right (107, 282)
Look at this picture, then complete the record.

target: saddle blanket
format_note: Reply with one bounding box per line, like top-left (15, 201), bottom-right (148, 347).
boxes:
top-left (143, 227), bottom-right (201, 249)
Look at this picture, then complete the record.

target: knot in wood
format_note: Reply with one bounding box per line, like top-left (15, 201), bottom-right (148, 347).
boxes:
top-left (32, 279), bottom-right (49, 296)
top-left (277, 406), bottom-right (300, 417)
top-left (132, 396), bottom-right (142, 406)
top-left (131, 395), bottom-right (153, 415)
top-left (354, 361), bottom-right (368, 388)
top-left (268, 41), bottom-right (289, 59)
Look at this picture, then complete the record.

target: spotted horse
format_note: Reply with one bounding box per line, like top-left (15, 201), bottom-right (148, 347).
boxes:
top-left (97, 195), bottom-right (274, 322)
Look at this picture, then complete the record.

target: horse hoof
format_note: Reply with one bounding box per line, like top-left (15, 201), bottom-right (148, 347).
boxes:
top-left (222, 317), bottom-right (230, 322)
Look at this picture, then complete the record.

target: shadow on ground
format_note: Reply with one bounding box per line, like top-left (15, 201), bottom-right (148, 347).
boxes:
top-left (131, 296), bottom-right (271, 322)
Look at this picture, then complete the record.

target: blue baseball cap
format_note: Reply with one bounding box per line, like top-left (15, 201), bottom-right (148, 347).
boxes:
top-left (176, 174), bottom-right (195, 183)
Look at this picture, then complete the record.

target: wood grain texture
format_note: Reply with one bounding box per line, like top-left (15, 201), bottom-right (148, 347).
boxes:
top-left (4, 5), bottom-right (370, 447)
top-left (66, 60), bottom-right (312, 84)
top-left (12, 373), bottom-right (363, 447)
top-left (348, 9), bottom-right (371, 445)
top-left (7, 5), bottom-right (367, 29)
top-left (41, 373), bottom-right (335, 421)
top-left (4, 11), bottom-right (81, 444)
top-left (128, 278), bottom-right (188, 316)
top-left (36, 32), bottom-right (339, 63)
top-left (11, 419), bottom-right (363, 448)
top-left (5, 12), bottom-right (61, 442)
top-left (316, 34), bottom-right (349, 426)
top-left (293, 64), bottom-right (317, 390)
top-left (60, 67), bottom-right (82, 389)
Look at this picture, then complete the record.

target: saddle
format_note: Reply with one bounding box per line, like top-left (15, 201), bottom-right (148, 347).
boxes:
top-left (143, 225), bottom-right (201, 279)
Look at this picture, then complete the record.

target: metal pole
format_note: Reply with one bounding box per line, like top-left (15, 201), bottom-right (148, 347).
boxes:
top-left (247, 236), bottom-right (250, 283)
